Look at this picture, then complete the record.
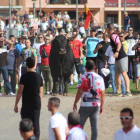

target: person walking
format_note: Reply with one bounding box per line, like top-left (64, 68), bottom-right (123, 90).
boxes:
top-left (48, 97), bottom-right (68, 140)
top-left (67, 112), bottom-right (88, 140)
top-left (14, 57), bottom-right (43, 140)
top-left (73, 60), bottom-right (105, 140)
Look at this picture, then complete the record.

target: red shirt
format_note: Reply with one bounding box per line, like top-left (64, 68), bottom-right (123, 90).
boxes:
top-left (70, 40), bottom-right (83, 58)
top-left (40, 44), bottom-right (51, 66)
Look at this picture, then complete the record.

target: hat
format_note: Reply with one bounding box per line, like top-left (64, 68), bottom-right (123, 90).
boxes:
top-left (101, 68), bottom-right (110, 77)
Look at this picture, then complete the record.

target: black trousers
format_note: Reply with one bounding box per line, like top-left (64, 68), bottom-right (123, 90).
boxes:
top-left (21, 106), bottom-right (41, 140)
top-left (128, 55), bottom-right (135, 83)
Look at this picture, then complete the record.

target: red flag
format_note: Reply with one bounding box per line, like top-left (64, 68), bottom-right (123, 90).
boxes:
top-left (84, 5), bottom-right (91, 29)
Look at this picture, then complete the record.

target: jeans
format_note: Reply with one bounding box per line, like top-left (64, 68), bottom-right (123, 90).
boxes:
top-left (125, 24), bottom-right (130, 31)
top-left (80, 65), bottom-right (86, 75)
top-left (120, 74), bottom-right (126, 94)
top-left (108, 64), bottom-right (116, 93)
top-left (0, 66), bottom-right (12, 94)
top-left (41, 65), bottom-right (53, 92)
top-left (79, 106), bottom-right (100, 140)
top-left (36, 63), bottom-right (41, 75)
top-left (8, 69), bottom-right (16, 93)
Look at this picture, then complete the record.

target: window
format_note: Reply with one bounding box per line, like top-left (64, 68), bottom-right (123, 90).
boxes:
top-left (49, 0), bottom-right (87, 4)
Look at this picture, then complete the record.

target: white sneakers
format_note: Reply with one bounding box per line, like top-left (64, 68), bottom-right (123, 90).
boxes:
top-left (8, 92), bottom-right (16, 96)
top-left (0, 92), bottom-right (3, 96)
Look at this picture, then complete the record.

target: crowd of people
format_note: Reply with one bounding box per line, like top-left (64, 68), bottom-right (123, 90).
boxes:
top-left (0, 10), bottom-right (140, 140)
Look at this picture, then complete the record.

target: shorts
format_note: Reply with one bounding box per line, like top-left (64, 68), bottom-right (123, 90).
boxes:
top-left (115, 57), bottom-right (128, 74)
top-left (72, 58), bottom-right (81, 75)
top-left (134, 64), bottom-right (140, 78)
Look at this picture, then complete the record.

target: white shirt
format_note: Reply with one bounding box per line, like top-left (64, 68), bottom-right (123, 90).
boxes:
top-left (114, 125), bottom-right (140, 140)
top-left (105, 46), bottom-right (115, 64)
top-left (79, 26), bottom-right (85, 34)
top-left (57, 20), bottom-right (63, 28)
top-left (41, 22), bottom-right (49, 31)
top-left (21, 43), bottom-right (26, 49)
top-left (0, 20), bottom-right (5, 30)
top-left (48, 112), bottom-right (67, 140)
top-left (33, 42), bottom-right (44, 63)
top-left (67, 126), bottom-right (88, 140)
top-left (77, 72), bottom-right (105, 107)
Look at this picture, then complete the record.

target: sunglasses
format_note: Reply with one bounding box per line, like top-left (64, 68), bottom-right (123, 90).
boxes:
top-left (38, 37), bottom-right (43, 39)
top-left (120, 116), bottom-right (132, 120)
top-left (119, 36), bottom-right (123, 38)
top-left (129, 29), bottom-right (133, 31)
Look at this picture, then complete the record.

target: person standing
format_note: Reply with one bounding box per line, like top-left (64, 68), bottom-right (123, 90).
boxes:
top-left (124, 12), bottom-right (130, 31)
top-left (0, 38), bottom-right (14, 96)
top-left (85, 28), bottom-right (100, 64)
top-left (14, 57), bottom-right (43, 140)
top-left (48, 97), bottom-right (68, 140)
top-left (94, 34), bottom-right (110, 88)
top-left (40, 36), bottom-right (52, 95)
top-left (27, 27), bottom-right (35, 47)
top-left (67, 112), bottom-right (88, 140)
top-left (114, 108), bottom-right (140, 140)
top-left (132, 38), bottom-right (140, 89)
top-left (107, 23), bottom-right (131, 97)
top-left (125, 27), bottom-right (137, 83)
top-left (20, 39), bottom-right (37, 75)
top-left (7, 41), bottom-right (20, 94)
top-left (69, 33), bottom-right (83, 85)
top-left (73, 60), bottom-right (105, 140)
top-left (33, 34), bottom-right (44, 74)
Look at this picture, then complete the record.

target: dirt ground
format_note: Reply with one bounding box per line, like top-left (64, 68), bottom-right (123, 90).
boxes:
top-left (0, 95), bottom-right (140, 140)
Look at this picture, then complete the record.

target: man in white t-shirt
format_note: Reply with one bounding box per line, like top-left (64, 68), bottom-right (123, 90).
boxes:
top-left (0, 17), bottom-right (5, 30)
top-left (67, 112), bottom-right (88, 140)
top-left (33, 33), bottom-right (44, 74)
top-left (114, 108), bottom-right (140, 140)
top-left (48, 97), bottom-right (68, 140)
top-left (73, 60), bottom-right (105, 140)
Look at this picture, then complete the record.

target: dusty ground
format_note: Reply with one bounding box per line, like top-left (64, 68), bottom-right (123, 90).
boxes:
top-left (0, 95), bottom-right (140, 140)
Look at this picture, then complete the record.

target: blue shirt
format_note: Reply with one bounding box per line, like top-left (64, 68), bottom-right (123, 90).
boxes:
top-left (15, 43), bottom-right (22, 54)
top-left (124, 16), bottom-right (130, 25)
top-left (86, 37), bottom-right (100, 57)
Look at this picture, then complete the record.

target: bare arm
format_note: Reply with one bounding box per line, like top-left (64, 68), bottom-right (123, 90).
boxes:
top-left (16, 57), bottom-right (20, 72)
top-left (100, 90), bottom-right (105, 114)
top-left (65, 126), bottom-right (69, 137)
top-left (27, 31), bottom-right (34, 38)
top-left (14, 84), bottom-right (24, 113)
top-left (132, 43), bottom-right (138, 50)
top-left (53, 127), bottom-right (62, 140)
top-left (105, 55), bottom-right (109, 68)
top-left (127, 19), bottom-right (130, 25)
top-left (34, 56), bottom-right (37, 69)
top-left (73, 88), bottom-right (83, 111)
top-left (94, 44), bottom-right (102, 54)
top-left (114, 42), bottom-right (122, 58)
top-left (39, 86), bottom-right (43, 99)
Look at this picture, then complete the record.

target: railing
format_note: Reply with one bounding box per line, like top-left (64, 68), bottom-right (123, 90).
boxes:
top-left (49, 0), bottom-right (87, 4)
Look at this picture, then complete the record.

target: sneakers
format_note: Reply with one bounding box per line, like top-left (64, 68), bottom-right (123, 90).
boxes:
top-left (68, 83), bottom-right (73, 86)
top-left (108, 84), bottom-right (112, 88)
top-left (0, 92), bottom-right (3, 96)
top-left (8, 92), bottom-right (16, 96)
top-left (110, 92), bottom-right (123, 97)
top-left (16, 84), bottom-right (18, 89)
top-left (45, 91), bottom-right (52, 95)
top-left (123, 91), bottom-right (132, 97)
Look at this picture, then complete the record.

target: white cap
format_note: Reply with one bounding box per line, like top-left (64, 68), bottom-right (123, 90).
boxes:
top-left (101, 68), bottom-right (110, 77)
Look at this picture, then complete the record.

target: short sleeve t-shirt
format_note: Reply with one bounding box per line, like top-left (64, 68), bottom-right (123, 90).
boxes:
top-left (20, 48), bottom-right (37, 67)
top-left (19, 72), bottom-right (43, 107)
top-left (40, 44), bottom-right (51, 66)
top-left (96, 41), bottom-right (110, 62)
top-left (7, 48), bottom-right (20, 70)
top-left (33, 42), bottom-right (44, 63)
top-left (49, 112), bottom-right (67, 140)
top-left (86, 37), bottom-right (100, 57)
top-left (70, 40), bottom-right (83, 58)
top-left (105, 46), bottom-right (115, 64)
top-left (125, 35), bottom-right (138, 55)
top-left (77, 71), bottom-right (105, 107)
top-left (124, 16), bottom-right (130, 25)
top-left (67, 126), bottom-right (88, 140)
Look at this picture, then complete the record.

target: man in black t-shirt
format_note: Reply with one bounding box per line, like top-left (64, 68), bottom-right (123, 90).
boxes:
top-left (107, 23), bottom-right (131, 97)
top-left (19, 119), bottom-right (37, 140)
top-left (14, 57), bottom-right (43, 140)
